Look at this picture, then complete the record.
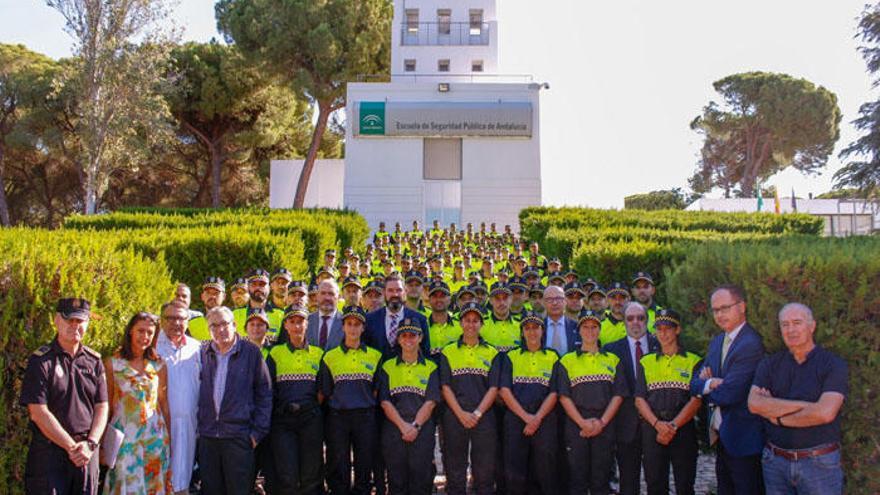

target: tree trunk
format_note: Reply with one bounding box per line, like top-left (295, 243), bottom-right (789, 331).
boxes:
top-left (210, 140), bottom-right (223, 208)
top-left (0, 146), bottom-right (11, 226)
top-left (293, 100), bottom-right (332, 209)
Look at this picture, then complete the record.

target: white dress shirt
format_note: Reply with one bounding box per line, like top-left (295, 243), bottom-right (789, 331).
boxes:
top-left (156, 331), bottom-right (201, 492)
top-left (703, 321), bottom-right (746, 395)
top-left (385, 309), bottom-right (403, 344)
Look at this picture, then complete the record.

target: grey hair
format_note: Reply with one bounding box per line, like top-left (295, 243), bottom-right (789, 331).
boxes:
top-left (543, 285), bottom-right (564, 298)
top-left (318, 279), bottom-right (340, 295)
top-left (206, 306), bottom-right (234, 324)
top-left (778, 302), bottom-right (814, 322)
top-left (623, 301), bottom-right (647, 315)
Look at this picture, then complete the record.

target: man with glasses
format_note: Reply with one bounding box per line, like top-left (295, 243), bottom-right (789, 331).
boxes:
top-left (602, 301), bottom-right (659, 495)
top-left (542, 285), bottom-right (579, 356)
top-left (156, 301), bottom-right (202, 495)
top-left (691, 284), bottom-right (766, 495)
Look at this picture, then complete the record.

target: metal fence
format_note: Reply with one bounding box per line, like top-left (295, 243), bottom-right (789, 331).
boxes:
top-left (400, 22), bottom-right (491, 46)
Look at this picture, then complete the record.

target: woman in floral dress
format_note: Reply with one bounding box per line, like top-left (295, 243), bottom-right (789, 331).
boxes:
top-left (103, 312), bottom-right (173, 494)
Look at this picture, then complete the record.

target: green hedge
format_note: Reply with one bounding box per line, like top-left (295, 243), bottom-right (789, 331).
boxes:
top-left (63, 207), bottom-right (370, 272)
top-left (0, 229), bottom-right (174, 495)
top-left (665, 238), bottom-right (880, 494)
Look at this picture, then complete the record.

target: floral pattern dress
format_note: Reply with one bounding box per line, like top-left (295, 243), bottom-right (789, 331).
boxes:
top-left (104, 356), bottom-right (173, 494)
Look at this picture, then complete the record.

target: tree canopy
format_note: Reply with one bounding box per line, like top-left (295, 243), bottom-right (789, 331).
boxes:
top-left (689, 71), bottom-right (841, 198)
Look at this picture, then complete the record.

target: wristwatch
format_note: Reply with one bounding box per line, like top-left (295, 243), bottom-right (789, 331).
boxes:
top-left (669, 421), bottom-right (679, 431)
top-left (473, 409), bottom-right (483, 419)
top-left (86, 438), bottom-right (99, 450)
top-left (411, 422), bottom-right (422, 431)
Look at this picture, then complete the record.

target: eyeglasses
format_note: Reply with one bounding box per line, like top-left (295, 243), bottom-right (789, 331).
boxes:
top-left (545, 297), bottom-right (564, 303)
top-left (209, 320), bottom-right (233, 330)
top-left (625, 315), bottom-right (647, 322)
top-left (711, 301), bottom-right (742, 314)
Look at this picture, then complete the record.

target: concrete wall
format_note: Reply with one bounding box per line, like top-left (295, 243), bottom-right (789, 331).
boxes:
top-left (345, 81), bottom-right (542, 231)
top-left (269, 159), bottom-right (345, 209)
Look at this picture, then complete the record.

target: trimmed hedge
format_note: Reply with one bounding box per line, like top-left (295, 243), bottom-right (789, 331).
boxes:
top-left (0, 229), bottom-right (174, 495)
top-left (665, 238), bottom-right (880, 494)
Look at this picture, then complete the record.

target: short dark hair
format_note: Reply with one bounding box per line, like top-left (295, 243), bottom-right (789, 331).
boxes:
top-left (119, 312), bottom-right (160, 362)
top-left (384, 273), bottom-right (403, 286)
top-left (160, 300), bottom-right (188, 317)
top-left (711, 284), bottom-right (746, 304)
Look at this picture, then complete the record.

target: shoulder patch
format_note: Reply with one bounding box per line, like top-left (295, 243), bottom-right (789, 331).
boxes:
top-left (32, 345), bottom-right (51, 357)
top-left (81, 345), bottom-right (102, 359)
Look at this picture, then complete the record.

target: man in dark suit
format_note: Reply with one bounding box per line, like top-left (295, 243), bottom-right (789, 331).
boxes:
top-left (691, 284), bottom-right (765, 495)
top-left (602, 301), bottom-right (660, 495)
top-left (364, 273), bottom-right (430, 360)
top-left (542, 285), bottom-right (580, 354)
top-left (277, 279), bottom-right (344, 349)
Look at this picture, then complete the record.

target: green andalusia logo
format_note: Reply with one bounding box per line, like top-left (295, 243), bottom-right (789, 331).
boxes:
top-left (359, 101), bottom-right (385, 135)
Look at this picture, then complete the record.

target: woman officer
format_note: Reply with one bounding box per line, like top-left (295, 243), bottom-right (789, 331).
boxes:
top-left (633, 309), bottom-right (702, 495)
top-left (498, 310), bottom-right (560, 495)
top-left (556, 309), bottom-right (628, 495)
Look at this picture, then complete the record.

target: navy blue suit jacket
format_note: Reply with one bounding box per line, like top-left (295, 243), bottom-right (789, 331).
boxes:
top-left (602, 334), bottom-right (660, 443)
top-left (364, 307), bottom-right (430, 360)
top-left (542, 316), bottom-right (580, 354)
top-left (690, 323), bottom-right (766, 457)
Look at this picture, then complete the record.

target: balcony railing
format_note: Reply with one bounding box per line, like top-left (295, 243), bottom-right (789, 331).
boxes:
top-left (401, 22), bottom-right (490, 46)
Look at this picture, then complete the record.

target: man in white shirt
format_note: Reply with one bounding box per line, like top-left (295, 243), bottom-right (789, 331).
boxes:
top-left (156, 301), bottom-right (202, 495)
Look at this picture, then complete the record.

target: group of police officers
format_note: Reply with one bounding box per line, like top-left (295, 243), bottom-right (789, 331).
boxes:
top-left (22, 219), bottom-right (848, 495)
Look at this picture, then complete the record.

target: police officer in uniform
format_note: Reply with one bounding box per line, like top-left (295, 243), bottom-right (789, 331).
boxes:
top-left (20, 298), bottom-right (109, 495)
top-left (557, 309), bottom-right (628, 495)
top-left (482, 282), bottom-right (521, 353)
top-left (319, 306), bottom-right (383, 495)
top-left (600, 282), bottom-right (630, 345)
top-left (377, 319), bottom-right (440, 495)
top-left (634, 309), bottom-right (702, 495)
top-left (268, 304), bottom-right (326, 495)
top-left (438, 302), bottom-right (502, 495)
top-left (498, 311), bottom-right (560, 495)
top-left (425, 281), bottom-right (462, 358)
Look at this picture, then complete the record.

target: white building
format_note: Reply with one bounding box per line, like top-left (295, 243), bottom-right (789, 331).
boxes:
top-left (686, 197), bottom-right (880, 237)
top-left (270, 0), bottom-right (545, 231)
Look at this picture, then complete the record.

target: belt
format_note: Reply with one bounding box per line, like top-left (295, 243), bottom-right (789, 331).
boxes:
top-left (768, 443), bottom-right (840, 461)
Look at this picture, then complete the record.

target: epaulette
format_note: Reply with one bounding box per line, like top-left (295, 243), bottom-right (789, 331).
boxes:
top-left (32, 345), bottom-right (51, 357)
top-left (81, 345), bottom-right (102, 359)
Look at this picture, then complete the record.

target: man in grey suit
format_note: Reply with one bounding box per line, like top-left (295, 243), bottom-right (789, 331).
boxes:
top-left (277, 279), bottom-right (344, 349)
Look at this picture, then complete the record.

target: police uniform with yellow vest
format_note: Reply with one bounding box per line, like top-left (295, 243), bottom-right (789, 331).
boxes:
top-left (499, 312), bottom-right (561, 495)
top-left (439, 303), bottom-right (503, 495)
top-left (188, 276), bottom-right (226, 341)
top-left (426, 282), bottom-right (463, 358)
top-left (376, 321), bottom-right (441, 495)
top-left (482, 284), bottom-right (522, 353)
top-left (634, 309), bottom-right (702, 495)
top-left (265, 305), bottom-right (325, 495)
top-left (319, 306), bottom-right (383, 495)
top-left (557, 310), bottom-right (629, 495)
top-left (599, 282), bottom-right (631, 345)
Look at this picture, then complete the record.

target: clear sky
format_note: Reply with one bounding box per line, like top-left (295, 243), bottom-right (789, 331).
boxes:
top-left (1, 0), bottom-right (874, 207)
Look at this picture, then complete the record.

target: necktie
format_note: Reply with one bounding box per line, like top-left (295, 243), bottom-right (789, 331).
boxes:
top-left (319, 316), bottom-right (329, 348)
top-left (388, 313), bottom-right (399, 344)
top-left (635, 340), bottom-right (644, 363)
top-left (721, 333), bottom-right (732, 366)
top-left (551, 321), bottom-right (563, 353)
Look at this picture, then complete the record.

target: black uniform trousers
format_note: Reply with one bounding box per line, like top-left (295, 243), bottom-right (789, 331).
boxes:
top-left (372, 408), bottom-right (387, 495)
top-left (199, 436), bottom-right (256, 495)
top-left (503, 410), bottom-right (559, 495)
top-left (25, 437), bottom-right (99, 495)
top-left (641, 420), bottom-right (698, 495)
top-left (494, 405), bottom-right (507, 495)
top-left (381, 418), bottom-right (436, 495)
top-left (272, 406), bottom-right (324, 495)
top-left (563, 416), bottom-right (616, 495)
top-left (256, 436), bottom-right (278, 494)
top-left (615, 398), bottom-right (643, 495)
top-left (441, 409), bottom-right (497, 495)
top-left (716, 442), bottom-right (765, 495)
top-left (325, 408), bottom-right (377, 495)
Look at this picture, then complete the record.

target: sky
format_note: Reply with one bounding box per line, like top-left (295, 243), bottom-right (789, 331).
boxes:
top-left (1, 0), bottom-right (875, 207)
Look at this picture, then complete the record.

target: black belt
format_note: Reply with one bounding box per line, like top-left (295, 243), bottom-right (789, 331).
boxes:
top-left (768, 442), bottom-right (840, 461)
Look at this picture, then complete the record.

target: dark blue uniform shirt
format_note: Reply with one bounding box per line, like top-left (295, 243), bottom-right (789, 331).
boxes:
top-left (753, 345), bottom-right (848, 450)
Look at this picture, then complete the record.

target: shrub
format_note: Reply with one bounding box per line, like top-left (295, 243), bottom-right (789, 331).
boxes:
top-left (0, 228), bottom-right (174, 495)
top-left (665, 237), bottom-right (880, 494)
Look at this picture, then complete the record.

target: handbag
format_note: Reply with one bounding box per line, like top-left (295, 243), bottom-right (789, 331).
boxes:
top-left (100, 424), bottom-right (125, 468)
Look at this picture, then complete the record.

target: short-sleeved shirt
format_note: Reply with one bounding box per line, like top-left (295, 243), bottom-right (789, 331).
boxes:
top-left (267, 342), bottom-right (325, 411)
top-left (377, 355), bottom-right (441, 422)
top-left (482, 313), bottom-right (522, 353)
top-left (439, 338), bottom-right (502, 412)
top-left (634, 351), bottom-right (702, 421)
top-left (19, 339), bottom-right (108, 441)
top-left (753, 345), bottom-right (848, 449)
top-left (556, 350), bottom-right (628, 417)
top-left (428, 313), bottom-right (463, 357)
top-left (319, 341), bottom-right (382, 410)
top-left (500, 347), bottom-right (559, 413)
top-left (600, 314), bottom-right (627, 346)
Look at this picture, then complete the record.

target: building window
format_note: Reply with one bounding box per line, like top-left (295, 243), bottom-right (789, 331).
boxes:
top-left (424, 138), bottom-right (462, 180)
top-left (437, 9), bottom-right (451, 35)
top-left (469, 9), bottom-right (483, 36)
top-left (404, 59), bottom-right (416, 72)
top-left (406, 9), bottom-right (419, 34)
top-left (438, 59), bottom-right (450, 72)
top-left (471, 60), bottom-right (483, 72)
